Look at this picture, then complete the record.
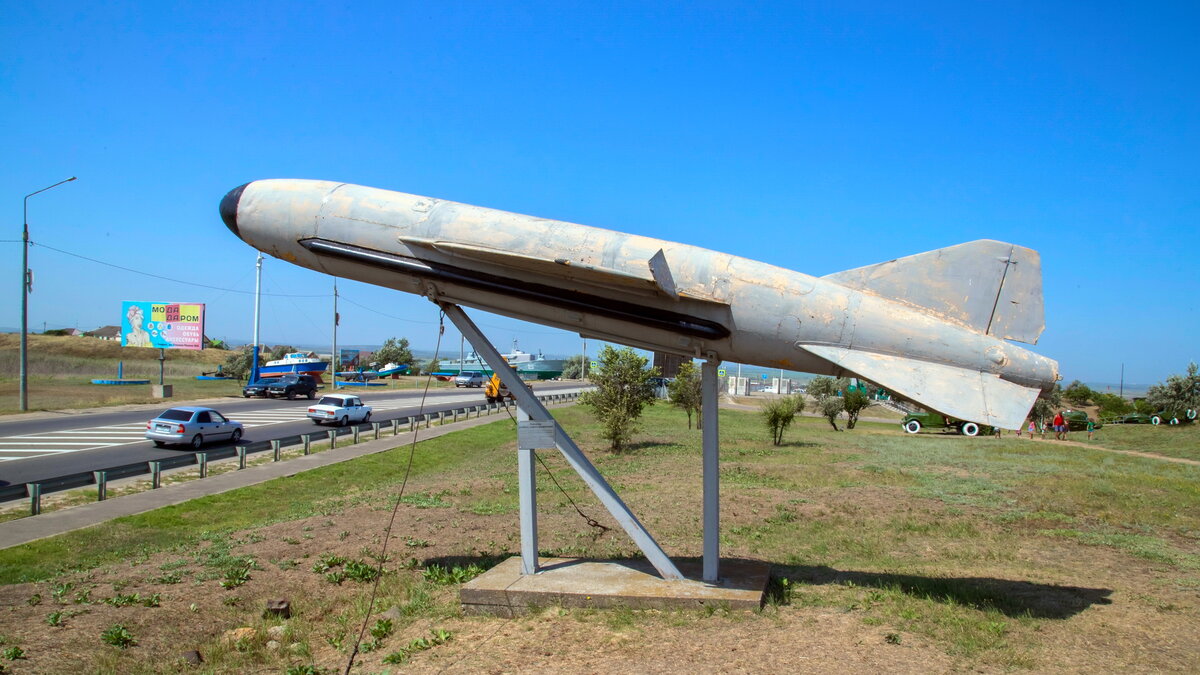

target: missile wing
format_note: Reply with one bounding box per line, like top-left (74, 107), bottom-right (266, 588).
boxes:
top-left (221, 179), bottom-right (1059, 429)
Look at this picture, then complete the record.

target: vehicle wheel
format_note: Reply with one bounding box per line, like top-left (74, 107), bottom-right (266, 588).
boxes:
top-left (191, 434), bottom-right (203, 449)
top-left (231, 428), bottom-right (242, 443)
top-left (960, 422), bottom-right (980, 437)
top-left (903, 420), bottom-right (921, 434)
top-left (313, 419), bottom-right (323, 425)
top-left (243, 393), bottom-right (250, 398)
top-left (287, 390), bottom-right (296, 400)
top-left (340, 416), bottom-right (349, 427)
top-left (1151, 415), bottom-right (1162, 425)
top-left (153, 440), bottom-right (166, 448)
top-left (307, 390), bottom-right (316, 400)
top-left (364, 412), bottom-right (371, 423)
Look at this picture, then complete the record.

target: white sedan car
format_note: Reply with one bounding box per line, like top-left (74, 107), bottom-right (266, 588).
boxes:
top-left (307, 394), bottom-right (372, 426)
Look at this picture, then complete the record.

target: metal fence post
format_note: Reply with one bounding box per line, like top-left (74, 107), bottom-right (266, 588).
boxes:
top-left (453, 408), bottom-right (459, 423)
top-left (93, 471), bottom-right (107, 501)
top-left (373, 422), bottom-right (381, 440)
top-left (327, 429), bottom-right (337, 447)
top-left (409, 417), bottom-right (416, 432)
top-left (425, 413), bottom-right (432, 429)
top-left (352, 426), bottom-right (360, 444)
top-left (437, 411), bottom-right (446, 426)
top-left (195, 453), bottom-right (208, 478)
top-left (303, 434), bottom-right (311, 455)
top-left (237, 446), bottom-right (247, 469)
top-left (149, 461), bottom-right (162, 489)
top-left (27, 483), bottom-right (41, 516)
top-left (391, 419), bottom-right (399, 435)
top-left (271, 439), bottom-right (281, 461)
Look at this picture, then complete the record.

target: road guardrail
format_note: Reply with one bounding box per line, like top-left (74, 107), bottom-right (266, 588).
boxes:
top-left (1, 392), bottom-right (582, 515)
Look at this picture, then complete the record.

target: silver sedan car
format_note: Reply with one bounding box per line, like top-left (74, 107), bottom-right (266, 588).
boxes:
top-left (145, 406), bottom-right (244, 449)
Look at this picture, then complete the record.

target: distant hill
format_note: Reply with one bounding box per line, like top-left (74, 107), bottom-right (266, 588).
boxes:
top-left (0, 333), bottom-right (228, 364)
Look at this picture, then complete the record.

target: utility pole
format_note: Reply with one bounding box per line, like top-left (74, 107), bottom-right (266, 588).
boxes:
top-left (331, 279), bottom-right (339, 389)
top-left (20, 176), bottom-right (76, 410)
top-left (250, 253), bottom-right (263, 382)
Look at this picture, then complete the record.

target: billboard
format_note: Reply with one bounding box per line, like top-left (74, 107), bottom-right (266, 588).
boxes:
top-left (121, 302), bottom-right (205, 350)
top-left (339, 349), bottom-right (360, 370)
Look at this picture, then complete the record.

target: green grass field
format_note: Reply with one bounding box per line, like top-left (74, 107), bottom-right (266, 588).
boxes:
top-left (0, 403), bottom-right (1195, 672)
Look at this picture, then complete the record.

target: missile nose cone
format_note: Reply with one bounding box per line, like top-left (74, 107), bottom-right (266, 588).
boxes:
top-left (220, 182), bottom-right (250, 238)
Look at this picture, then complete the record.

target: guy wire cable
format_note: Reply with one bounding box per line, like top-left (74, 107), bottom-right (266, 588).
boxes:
top-left (343, 310), bottom-right (446, 675)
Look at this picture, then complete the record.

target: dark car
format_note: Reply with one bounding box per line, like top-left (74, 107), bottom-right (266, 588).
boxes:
top-left (901, 411), bottom-right (993, 437)
top-left (242, 379), bottom-right (274, 398)
top-left (266, 374), bottom-right (318, 400)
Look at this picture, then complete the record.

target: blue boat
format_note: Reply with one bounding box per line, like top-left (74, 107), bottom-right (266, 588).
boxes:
top-left (258, 352), bottom-right (330, 379)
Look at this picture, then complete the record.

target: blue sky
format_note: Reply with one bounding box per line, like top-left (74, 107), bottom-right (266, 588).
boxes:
top-left (2, 1), bottom-right (1196, 385)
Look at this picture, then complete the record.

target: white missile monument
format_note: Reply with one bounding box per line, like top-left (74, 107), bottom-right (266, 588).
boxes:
top-left (221, 179), bottom-right (1059, 593)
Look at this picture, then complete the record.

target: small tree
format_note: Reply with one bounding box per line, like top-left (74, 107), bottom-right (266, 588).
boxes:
top-left (223, 346), bottom-right (259, 381)
top-left (1063, 380), bottom-right (1094, 407)
top-left (579, 346), bottom-right (657, 452)
top-left (762, 394), bottom-right (805, 445)
top-left (373, 337), bottom-right (414, 367)
top-left (560, 354), bottom-right (587, 379)
top-left (1093, 391), bottom-right (1132, 419)
top-left (1029, 384), bottom-right (1063, 431)
top-left (806, 376), bottom-right (843, 402)
top-left (820, 397), bottom-right (845, 431)
top-left (268, 344), bottom-right (297, 362)
top-left (668, 361), bottom-right (703, 429)
top-left (1146, 362), bottom-right (1200, 419)
top-left (841, 388), bottom-right (871, 429)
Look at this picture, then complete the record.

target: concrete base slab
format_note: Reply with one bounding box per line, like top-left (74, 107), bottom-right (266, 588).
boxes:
top-left (461, 557), bottom-right (770, 617)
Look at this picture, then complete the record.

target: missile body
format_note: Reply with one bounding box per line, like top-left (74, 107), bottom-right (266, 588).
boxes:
top-left (221, 179), bottom-right (1058, 429)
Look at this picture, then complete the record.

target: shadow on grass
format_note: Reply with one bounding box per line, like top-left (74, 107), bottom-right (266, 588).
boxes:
top-left (768, 563), bottom-right (1112, 619)
top-left (420, 553), bottom-right (1111, 621)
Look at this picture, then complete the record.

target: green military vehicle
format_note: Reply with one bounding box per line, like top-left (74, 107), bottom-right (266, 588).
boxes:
top-left (1061, 410), bottom-right (1101, 431)
top-left (901, 411), bottom-right (993, 437)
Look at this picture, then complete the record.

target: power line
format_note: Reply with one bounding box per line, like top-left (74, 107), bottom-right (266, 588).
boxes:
top-left (29, 241), bottom-right (331, 298)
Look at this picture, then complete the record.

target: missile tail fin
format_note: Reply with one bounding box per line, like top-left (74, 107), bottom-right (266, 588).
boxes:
top-left (822, 240), bottom-right (1045, 345)
top-left (801, 345), bottom-right (1040, 429)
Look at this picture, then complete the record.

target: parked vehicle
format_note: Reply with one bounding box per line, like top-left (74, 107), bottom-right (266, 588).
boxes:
top-left (1061, 410), bottom-right (1100, 431)
top-left (1151, 409), bottom-right (1197, 425)
top-left (1112, 412), bottom-right (1152, 425)
top-left (242, 379), bottom-right (274, 398)
top-left (266, 374), bottom-right (319, 400)
top-left (485, 369), bottom-right (518, 404)
top-left (901, 411), bottom-right (993, 436)
top-left (307, 394), bottom-right (372, 426)
top-left (145, 406), bottom-right (243, 448)
top-left (455, 371), bottom-right (487, 388)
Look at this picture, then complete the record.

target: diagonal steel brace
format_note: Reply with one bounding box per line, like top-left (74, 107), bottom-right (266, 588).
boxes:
top-left (439, 302), bottom-right (684, 581)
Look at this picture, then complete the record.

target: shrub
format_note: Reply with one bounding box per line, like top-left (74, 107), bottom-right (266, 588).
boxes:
top-left (761, 395), bottom-right (804, 445)
top-left (579, 346), bottom-right (658, 451)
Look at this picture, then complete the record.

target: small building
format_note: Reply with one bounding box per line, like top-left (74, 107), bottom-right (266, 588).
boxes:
top-left (87, 325), bottom-right (121, 341)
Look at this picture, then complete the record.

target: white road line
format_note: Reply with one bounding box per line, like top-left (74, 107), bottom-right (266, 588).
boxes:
top-left (0, 441), bottom-right (112, 446)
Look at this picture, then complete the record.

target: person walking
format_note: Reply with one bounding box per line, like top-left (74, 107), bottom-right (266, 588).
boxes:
top-left (1027, 420), bottom-right (1036, 438)
top-left (1087, 419), bottom-right (1096, 441)
top-left (1053, 411), bottom-right (1065, 440)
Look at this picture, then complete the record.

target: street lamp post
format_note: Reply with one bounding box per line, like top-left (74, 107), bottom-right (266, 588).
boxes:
top-left (21, 177), bottom-right (77, 411)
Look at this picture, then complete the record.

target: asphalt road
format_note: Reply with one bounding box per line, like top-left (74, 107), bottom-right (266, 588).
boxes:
top-left (0, 382), bottom-right (583, 487)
